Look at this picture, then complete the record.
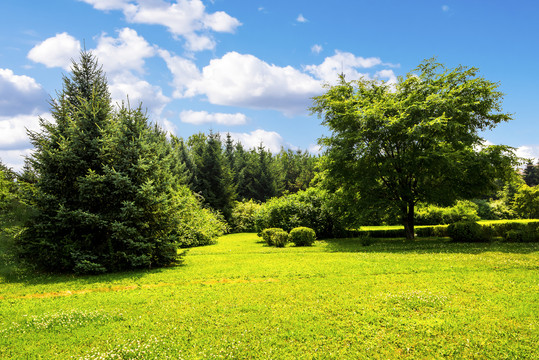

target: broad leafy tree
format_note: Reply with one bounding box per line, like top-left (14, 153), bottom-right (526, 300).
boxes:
top-left (311, 59), bottom-right (517, 240)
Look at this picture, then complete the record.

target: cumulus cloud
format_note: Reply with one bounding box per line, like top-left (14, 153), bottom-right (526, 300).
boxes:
top-left (158, 49), bottom-right (201, 98)
top-left (179, 110), bottom-right (247, 125)
top-left (305, 50), bottom-right (384, 83)
top-left (80, 0), bottom-right (241, 51)
top-left (311, 44), bottom-right (323, 54)
top-left (109, 72), bottom-right (170, 118)
top-left (0, 69), bottom-right (48, 116)
top-left (94, 28), bottom-right (156, 75)
top-left (0, 148), bottom-right (34, 172)
top-left (0, 113), bottom-right (46, 150)
top-left (27, 32), bottom-right (81, 70)
top-left (375, 69), bottom-right (398, 85)
top-left (228, 129), bottom-right (285, 153)
top-left (515, 145), bottom-right (539, 162)
top-left (296, 14), bottom-right (308, 23)
top-left (187, 52), bottom-right (322, 115)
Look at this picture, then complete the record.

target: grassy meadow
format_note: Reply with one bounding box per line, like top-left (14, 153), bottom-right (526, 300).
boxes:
top-left (1, 231), bottom-right (538, 359)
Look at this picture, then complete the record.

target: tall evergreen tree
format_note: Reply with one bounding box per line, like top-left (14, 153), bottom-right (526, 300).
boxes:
top-left (17, 52), bottom-right (224, 273)
top-left (523, 160), bottom-right (539, 187)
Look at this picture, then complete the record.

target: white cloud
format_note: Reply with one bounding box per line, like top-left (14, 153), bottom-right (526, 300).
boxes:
top-left (180, 110), bottom-right (247, 125)
top-left (0, 69), bottom-right (48, 116)
top-left (515, 145), bottom-right (539, 162)
top-left (228, 129), bottom-right (285, 153)
top-left (158, 49), bottom-right (201, 98)
top-left (0, 148), bottom-right (34, 172)
top-left (305, 50), bottom-right (384, 83)
top-left (187, 52), bottom-right (322, 115)
top-left (94, 28), bottom-right (155, 75)
top-left (297, 14), bottom-right (308, 23)
top-left (311, 44), bottom-right (323, 54)
top-left (375, 69), bottom-right (398, 85)
top-left (308, 144), bottom-right (321, 155)
top-left (0, 113), bottom-right (46, 150)
top-left (81, 0), bottom-right (241, 52)
top-left (109, 72), bottom-right (170, 118)
top-left (27, 32), bottom-right (81, 70)
top-left (442, 5), bottom-right (450, 12)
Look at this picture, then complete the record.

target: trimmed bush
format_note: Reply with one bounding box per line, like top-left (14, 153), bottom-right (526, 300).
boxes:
top-left (415, 225), bottom-right (449, 237)
top-left (289, 227), bottom-right (316, 246)
top-left (271, 230), bottom-right (289, 248)
top-left (259, 228), bottom-right (284, 246)
top-left (502, 224), bottom-right (539, 243)
top-left (254, 187), bottom-right (346, 238)
top-left (415, 200), bottom-right (479, 225)
top-left (447, 221), bottom-right (490, 242)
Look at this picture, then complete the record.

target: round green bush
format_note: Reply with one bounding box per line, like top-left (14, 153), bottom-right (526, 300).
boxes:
top-left (271, 230), bottom-right (289, 248)
top-left (259, 228), bottom-right (284, 246)
top-left (447, 221), bottom-right (489, 242)
top-left (289, 227), bottom-right (316, 246)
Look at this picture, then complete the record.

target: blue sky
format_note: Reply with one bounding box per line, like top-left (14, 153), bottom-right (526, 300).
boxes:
top-left (1, 0), bottom-right (538, 170)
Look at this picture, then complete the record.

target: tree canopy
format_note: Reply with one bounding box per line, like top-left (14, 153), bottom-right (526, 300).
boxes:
top-left (18, 52), bottom-right (226, 274)
top-left (311, 59), bottom-right (517, 239)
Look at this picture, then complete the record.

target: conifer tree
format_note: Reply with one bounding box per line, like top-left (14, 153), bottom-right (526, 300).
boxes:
top-left (17, 52), bottom-right (224, 273)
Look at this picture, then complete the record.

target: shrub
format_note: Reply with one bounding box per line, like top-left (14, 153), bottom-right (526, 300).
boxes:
top-left (447, 221), bottom-right (490, 242)
top-left (513, 185), bottom-right (539, 219)
top-left (254, 187), bottom-right (345, 238)
top-left (289, 227), bottom-right (316, 246)
top-left (502, 223), bottom-right (539, 243)
top-left (229, 200), bottom-right (262, 233)
top-left (415, 225), bottom-right (449, 237)
top-left (259, 228), bottom-right (284, 246)
top-left (271, 230), bottom-right (289, 248)
top-left (415, 200), bottom-right (479, 225)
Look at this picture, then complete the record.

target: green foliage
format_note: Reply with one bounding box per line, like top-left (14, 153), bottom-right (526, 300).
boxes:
top-left (447, 221), bottom-right (490, 242)
top-left (255, 187), bottom-right (345, 238)
top-left (229, 199), bottom-right (262, 233)
top-left (415, 200), bottom-right (479, 225)
top-left (311, 59), bottom-right (516, 240)
top-left (289, 227), bottom-right (316, 246)
top-left (16, 52), bottom-right (225, 274)
top-left (415, 225), bottom-right (449, 237)
top-left (513, 184), bottom-right (539, 219)
top-left (258, 228), bottom-right (284, 246)
top-left (271, 229), bottom-right (289, 248)
top-left (522, 160), bottom-right (539, 187)
top-left (358, 234), bottom-right (376, 246)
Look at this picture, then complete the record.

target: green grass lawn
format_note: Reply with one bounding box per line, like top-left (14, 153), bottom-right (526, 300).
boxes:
top-left (1, 232), bottom-right (538, 359)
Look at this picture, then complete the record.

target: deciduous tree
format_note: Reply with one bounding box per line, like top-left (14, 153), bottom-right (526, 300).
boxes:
top-left (311, 59), bottom-right (517, 240)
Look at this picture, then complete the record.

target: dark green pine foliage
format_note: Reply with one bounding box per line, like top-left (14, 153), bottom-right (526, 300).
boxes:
top-left (253, 144), bottom-right (277, 201)
top-left (195, 132), bottom-right (235, 219)
top-left (522, 161), bottom-right (539, 187)
top-left (17, 52), bottom-right (203, 273)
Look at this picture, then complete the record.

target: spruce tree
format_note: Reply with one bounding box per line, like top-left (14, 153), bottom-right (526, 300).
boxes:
top-left (17, 52), bottom-right (222, 273)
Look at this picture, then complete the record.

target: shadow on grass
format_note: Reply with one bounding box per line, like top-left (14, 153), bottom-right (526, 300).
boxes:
top-left (0, 231), bottom-right (184, 286)
top-left (323, 237), bottom-right (539, 255)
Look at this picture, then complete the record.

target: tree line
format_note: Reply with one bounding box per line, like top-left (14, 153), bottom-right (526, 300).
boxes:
top-left (2, 53), bottom-right (537, 274)
top-left (170, 132), bottom-right (318, 220)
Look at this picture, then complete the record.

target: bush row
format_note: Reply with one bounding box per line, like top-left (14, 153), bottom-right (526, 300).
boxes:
top-left (350, 220), bottom-right (539, 243)
top-left (258, 227), bottom-right (316, 247)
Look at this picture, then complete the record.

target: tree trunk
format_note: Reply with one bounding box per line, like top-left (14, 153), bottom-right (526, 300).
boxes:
top-left (403, 202), bottom-right (415, 241)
